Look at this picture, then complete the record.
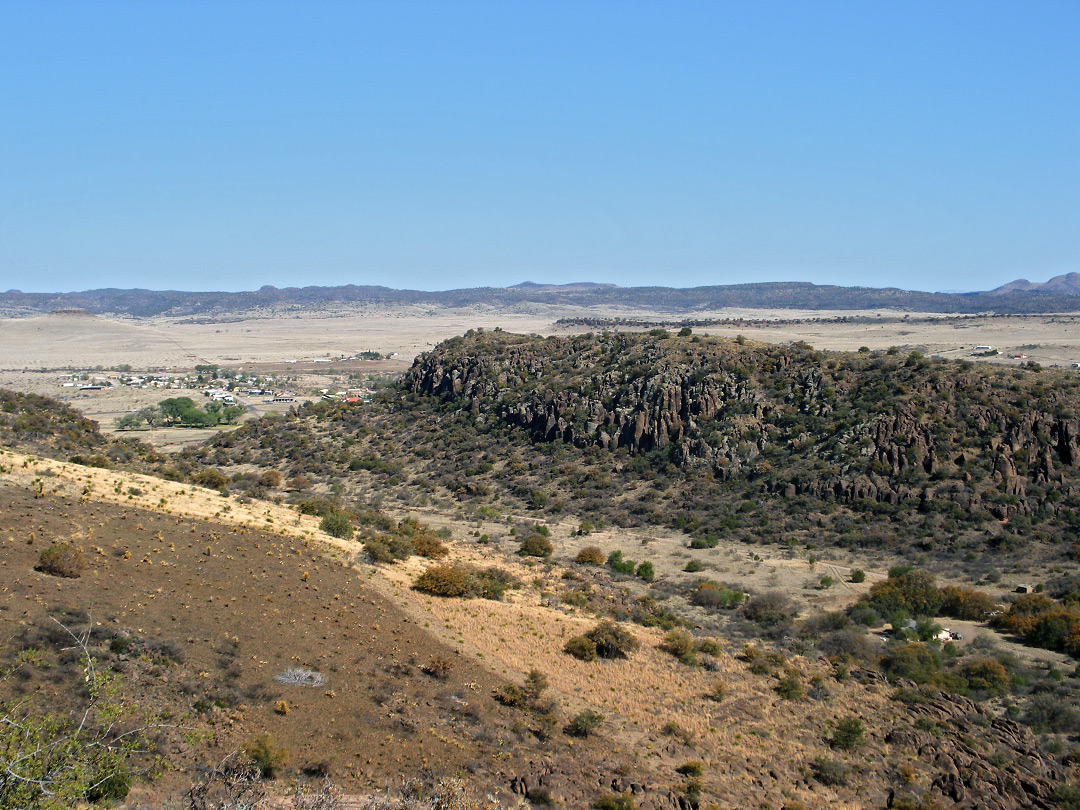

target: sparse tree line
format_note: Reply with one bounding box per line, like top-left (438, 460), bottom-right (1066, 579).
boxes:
top-left (115, 397), bottom-right (245, 431)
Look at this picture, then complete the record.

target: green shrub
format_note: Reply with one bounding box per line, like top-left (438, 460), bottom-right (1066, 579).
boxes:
top-left (849, 569), bottom-right (866, 583)
top-left (37, 543), bottom-right (86, 578)
top-left (660, 629), bottom-right (697, 665)
top-left (696, 638), bottom-right (721, 656)
top-left (675, 761), bottom-right (702, 777)
top-left (607, 550), bottom-right (636, 575)
top-left (1052, 784), bottom-right (1080, 810)
top-left (564, 635), bottom-right (598, 661)
top-left (319, 512), bottom-right (354, 540)
top-left (584, 621), bottom-right (640, 659)
top-left (565, 709), bottom-right (604, 737)
top-left (881, 642), bottom-right (940, 684)
top-left (829, 716), bottom-right (864, 750)
top-left (775, 671), bottom-right (805, 700)
top-left (364, 533), bottom-right (414, 564)
top-left (242, 733), bottom-right (288, 779)
top-left (635, 561), bottom-right (655, 582)
top-left (474, 567), bottom-right (517, 600)
top-left (575, 545), bottom-right (605, 565)
top-left (690, 581), bottom-right (744, 610)
top-left (684, 559), bottom-right (704, 573)
top-left (520, 532), bottom-right (554, 558)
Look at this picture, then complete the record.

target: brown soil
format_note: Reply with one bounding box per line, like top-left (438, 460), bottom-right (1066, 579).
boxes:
top-left (0, 481), bottom-right (566, 805)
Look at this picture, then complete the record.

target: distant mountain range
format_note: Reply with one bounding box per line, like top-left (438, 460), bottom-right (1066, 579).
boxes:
top-left (3, 274), bottom-right (1080, 317)
top-left (989, 271), bottom-right (1080, 296)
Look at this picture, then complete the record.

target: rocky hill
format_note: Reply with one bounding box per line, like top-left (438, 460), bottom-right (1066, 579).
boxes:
top-left (398, 330), bottom-right (1080, 552)
top-left (2, 367), bottom-right (1080, 807)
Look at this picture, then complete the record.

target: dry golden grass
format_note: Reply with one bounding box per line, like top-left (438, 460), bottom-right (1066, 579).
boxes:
top-left (0, 448), bottom-right (953, 807)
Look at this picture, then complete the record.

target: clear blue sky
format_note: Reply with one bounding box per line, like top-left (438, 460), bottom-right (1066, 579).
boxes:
top-left (1, 1), bottom-right (1077, 293)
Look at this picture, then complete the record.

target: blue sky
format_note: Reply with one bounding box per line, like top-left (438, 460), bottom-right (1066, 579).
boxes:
top-left (1, 1), bottom-right (1077, 293)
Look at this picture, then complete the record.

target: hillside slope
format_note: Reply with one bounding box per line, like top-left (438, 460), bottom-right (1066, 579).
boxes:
top-left (204, 330), bottom-right (1080, 575)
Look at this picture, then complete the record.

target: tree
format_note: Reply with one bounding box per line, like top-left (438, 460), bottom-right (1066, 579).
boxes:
top-left (868, 570), bottom-right (943, 618)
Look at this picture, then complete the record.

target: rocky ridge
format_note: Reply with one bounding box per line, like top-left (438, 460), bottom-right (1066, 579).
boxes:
top-left (405, 330), bottom-right (1080, 528)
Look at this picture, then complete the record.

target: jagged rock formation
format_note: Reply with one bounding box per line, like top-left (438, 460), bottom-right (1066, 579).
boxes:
top-left (887, 690), bottom-right (1066, 810)
top-left (405, 330), bottom-right (1080, 528)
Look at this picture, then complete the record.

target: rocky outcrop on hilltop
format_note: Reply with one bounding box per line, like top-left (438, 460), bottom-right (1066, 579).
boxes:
top-left (405, 330), bottom-right (1080, 527)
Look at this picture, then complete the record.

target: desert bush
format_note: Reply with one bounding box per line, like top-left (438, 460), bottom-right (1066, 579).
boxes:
top-left (881, 642), bottom-right (940, 684)
top-left (817, 629), bottom-right (878, 663)
top-left (319, 512), bottom-right (354, 540)
top-left (744, 591), bottom-right (797, 626)
top-left (414, 565), bottom-right (474, 597)
top-left (258, 469), bottom-right (282, 488)
top-left (849, 568), bottom-right (866, 583)
top-left (661, 720), bottom-right (693, 745)
top-left (421, 656), bottom-right (454, 680)
top-left (564, 635), bottom-right (598, 661)
top-left (660, 629), bottom-right (697, 665)
top-left (684, 559), bottom-right (704, 573)
top-left (1022, 693), bottom-right (1080, 734)
top-left (575, 546), bottom-right (605, 565)
top-left (595, 793), bottom-right (635, 810)
top-left (675, 761), bottom-right (702, 777)
top-left (775, 670), bottom-right (805, 700)
top-left (829, 716), bottom-right (865, 750)
top-left (242, 733), bottom-right (288, 779)
top-left (706, 680), bottom-right (725, 702)
top-left (519, 532), bottom-right (554, 558)
top-left (297, 497), bottom-right (338, 517)
top-left (474, 567), bottom-right (518, 600)
top-left (364, 533), bottom-right (415, 564)
top-left (495, 669), bottom-right (550, 712)
top-left (696, 638), bottom-right (721, 656)
top-left (635, 561), bottom-right (655, 582)
top-left (959, 657), bottom-right (1009, 697)
top-left (36, 543), bottom-right (86, 578)
top-left (690, 581), bottom-right (743, 610)
top-left (287, 475), bottom-right (312, 491)
top-left (564, 709), bottom-right (604, 737)
top-left (584, 621), bottom-right (640, 659)
top-left (194, 468), bottom-right (231, 490)
top-left (810, 757), bottom-right (849, 786)
top-left (410, 532), bottom-right (449, 558)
